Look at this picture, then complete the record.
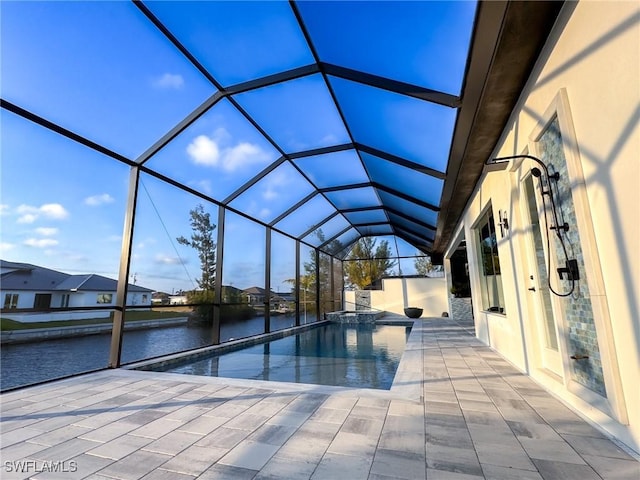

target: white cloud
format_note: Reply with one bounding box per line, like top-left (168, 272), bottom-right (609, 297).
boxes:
top-left (0, 242), bottom-right (15, 253)
top-left (17, 205), bottom-right (37, 215)
top-left (24, 238), bottom-right (59, 248)
top-left (0, 204), bottom-right (9, 215)
top-left (154, 254), bottom-right (184, 265)
top-left (223, 142), bottom-right (267, 171)
top-left (261, 170), bottom-right (292, 201)
top-left (259, 208), bottom-right (271, 219)
top-left (16, 203), bottom-right (69, 223)
top-left (17, 213), bottom-right (38, 224)
top-left (152, 73), bottom-right (184, 90)
top-left (186, 128), bottom-right (272, 172)
top-left (263, 187), bottom-right (279, 201)
top-left (39, 203), bottom-right (69, 219)
top-left (35, 227), bottom-right (58, 236)
top-left (187, 135), bottom-right (220, 166)
top-left (84, 193), bottom-right (114, 206)
top-left (107, 235), bottom-right (122, 243)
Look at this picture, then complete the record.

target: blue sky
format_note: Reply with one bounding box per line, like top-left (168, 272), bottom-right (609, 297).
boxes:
top-left (1, 1), bottom-right (475, 293)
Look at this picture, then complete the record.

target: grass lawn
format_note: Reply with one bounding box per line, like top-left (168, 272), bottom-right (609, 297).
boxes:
top-left (0, 310), bottom-right (188, 331)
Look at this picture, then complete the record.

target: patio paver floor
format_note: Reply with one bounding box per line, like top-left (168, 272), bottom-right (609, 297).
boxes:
top-left (1, 317), bottom-right (638, 480)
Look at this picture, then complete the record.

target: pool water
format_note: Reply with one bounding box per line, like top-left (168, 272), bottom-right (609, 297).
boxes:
top-left (152, 323), bottom-right (411, 390)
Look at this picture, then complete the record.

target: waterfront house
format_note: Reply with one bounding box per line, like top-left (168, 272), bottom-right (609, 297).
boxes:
top-left (0, 260), bottom-right (152, 322)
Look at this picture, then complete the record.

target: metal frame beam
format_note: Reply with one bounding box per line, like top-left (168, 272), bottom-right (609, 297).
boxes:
top-left (318, 225), bottom-right (352, 251)
top-left (355, 225), bottom-right (394, 237)
top-left (340, 206), bottom-right (384, 214)
top-left (351, 221), bottom-right (389, 228)
top-left (299, 211), bottom-right (340, 241)
top-left (264, 227), bottom-right (271, 334)
top-left (356, 143), bottom-right (446, 180)
top-left (108, 166), bottom-right (140, 368)
top-left (137, 92), bottom-right (224, 165)
top-left (394, 225), bottom-right (433, 245)
top-left (1, 100), bottom-right (135, 167)
top-left (391, 223), bottom-right (435, 244)
top-left (288, 143), bottom-right (354, 159)
top-left (225, 64), bottom-right (319, 95)
top-left (374, 183), bottom-right (440, 212)
top-left (334, 236), bottom-right (361, 259)
top-left (322, 62), bottom-right (461, 108)
top-left (318, 182), bottom-right (371, 193)
top-left (269, 191), bottom-right (317, 227)
top-left (134, 0), bottom-right (222, 89)
top-left (223, 156), bottom-right (287, 204)
top-left (315, 249), bottom-right (320, 321)
top-left (213, 207), bottom-right (225, 345)
top-left (388, 216), bottom-right (436, 237)
top-left (384, 207), bottom-right (436, 231)
top-left (295, 240), bottom-right (301, 326)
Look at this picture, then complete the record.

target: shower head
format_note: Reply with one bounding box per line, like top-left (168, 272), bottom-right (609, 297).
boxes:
top-left (532, 167), bottom-right (542, 177)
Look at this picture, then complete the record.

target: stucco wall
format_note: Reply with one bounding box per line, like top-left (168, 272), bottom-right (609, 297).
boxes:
top-left (344, 277), bottom-right (448, 317)
top-left (449, 1), bottom-right (639, 452)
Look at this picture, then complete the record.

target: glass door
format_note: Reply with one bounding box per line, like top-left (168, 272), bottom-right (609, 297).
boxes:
top-left (523, 174), bottom-right (563, 376)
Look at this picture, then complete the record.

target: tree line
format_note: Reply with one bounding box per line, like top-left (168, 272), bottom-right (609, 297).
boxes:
top-left (177, 204), bottom-right (437, 320)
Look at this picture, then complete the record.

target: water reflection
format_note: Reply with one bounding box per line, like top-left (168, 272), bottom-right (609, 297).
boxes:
top-left (159, 323), bottom-right (411, 390)
top-left (0, 314), bottom-right (298, 391)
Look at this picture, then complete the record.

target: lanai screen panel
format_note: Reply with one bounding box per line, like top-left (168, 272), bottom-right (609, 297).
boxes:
top-left (234, 75), bottom-right (351, 154)
top-left (2, 0), bottom-right (479, 263)
top-left (1, 1), bottom-right (215, 158)
top-left (144, 1), bottom-right (314, 86)
top-left (229, 162), bottom-right (316, 223)
top-left (144, 99), bottom-right (281, 202)
top-left (294, 150), bottom-right (369, 189)
top-left (296, 1), bottom-right (476, 95)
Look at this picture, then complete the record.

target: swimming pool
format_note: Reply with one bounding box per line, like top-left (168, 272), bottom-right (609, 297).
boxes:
top-left (147, 322), bottom-right (411, 390)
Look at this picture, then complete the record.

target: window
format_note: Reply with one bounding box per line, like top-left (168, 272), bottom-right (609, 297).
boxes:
top-left (60, 294), bottom-right (70, 308)
top-left (142, 294), bottom-right (148, 303)
top-left (476, 207), bottom-right (505, 313)
top-left (3, 294), bottom-right (19, 309)
top-left (34, 293), bottom-right (52, 309)
top-left (97, 293), bottom-right (113, 304)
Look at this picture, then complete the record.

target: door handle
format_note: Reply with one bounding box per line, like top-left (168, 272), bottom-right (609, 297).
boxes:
top-left (528, 287), bottom-right (536, 292)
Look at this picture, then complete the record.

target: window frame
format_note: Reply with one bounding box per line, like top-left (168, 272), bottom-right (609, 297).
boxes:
top-left (475, 206), bottom-right (505, 314)
top-left (97, 293), bottom-right (113, 304)
top-left (3, 293), bottom-right (19, 309)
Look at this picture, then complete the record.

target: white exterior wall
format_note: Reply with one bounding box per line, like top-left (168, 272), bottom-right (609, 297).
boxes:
top-left (447, 2), bottom-right (639, 452)
top-left (344, 277), bottom-right (449, 317)
top-left (0, 290), bottom-right (35, 310)
top-left (1, 289), bottom-right (151, 323)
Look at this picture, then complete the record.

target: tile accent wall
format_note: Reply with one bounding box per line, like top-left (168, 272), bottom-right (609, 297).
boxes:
top-left (450, 297), bottom-right (473, 323)
top-left (538, 117), bottom-right (606, 397)
top-left (355, 291), bottom-right (371, 311)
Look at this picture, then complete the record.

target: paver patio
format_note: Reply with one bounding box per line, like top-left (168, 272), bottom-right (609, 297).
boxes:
top-left (1, 317), bottom-right (638, 479)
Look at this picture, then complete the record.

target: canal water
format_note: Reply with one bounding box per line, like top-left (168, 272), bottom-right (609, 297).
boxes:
top-left (0, 315), bottom-right (297, 391)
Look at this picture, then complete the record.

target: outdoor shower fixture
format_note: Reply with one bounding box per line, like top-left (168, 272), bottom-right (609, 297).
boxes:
top-left (485, 155), bottom-right (578, 297)
top-left (498, 210), bottom-right (509, 237)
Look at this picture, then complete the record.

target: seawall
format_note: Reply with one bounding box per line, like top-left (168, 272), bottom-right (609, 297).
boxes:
top-left (0, 318), bottom-right (189, 345)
